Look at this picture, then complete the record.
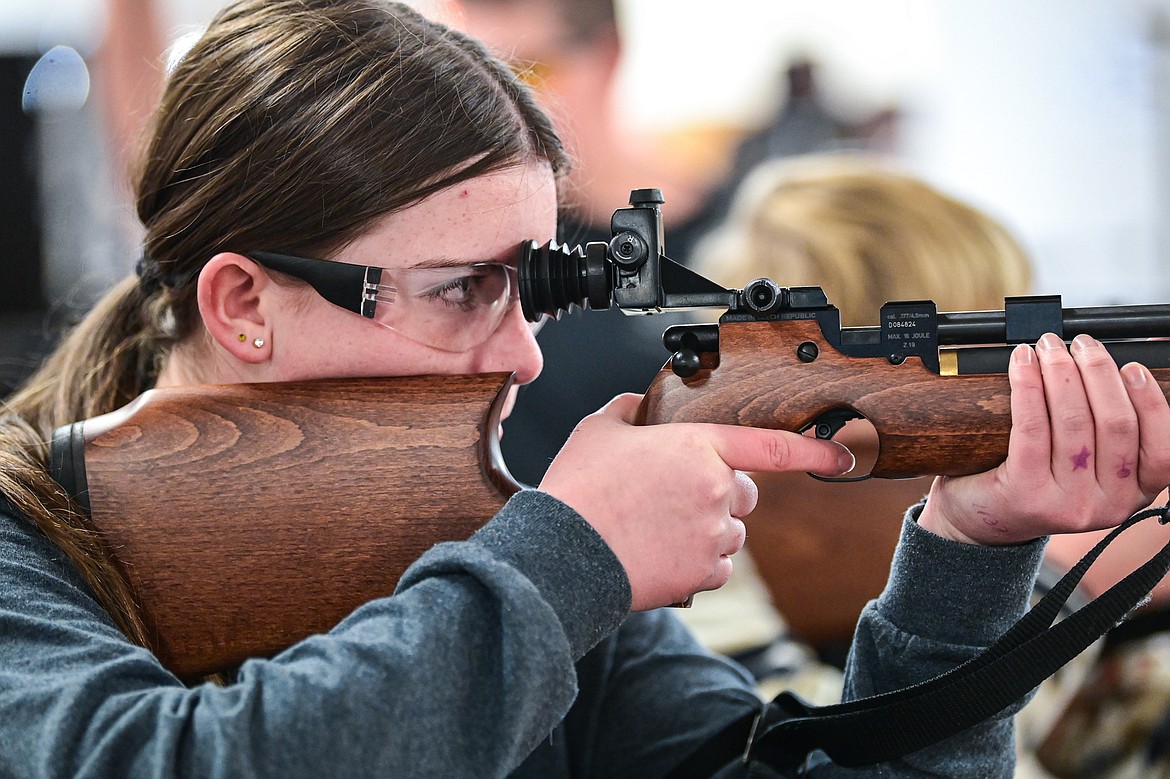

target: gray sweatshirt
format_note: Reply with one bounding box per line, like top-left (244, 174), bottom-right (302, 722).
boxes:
top-left (0, 489), bottom-right (1042, 777)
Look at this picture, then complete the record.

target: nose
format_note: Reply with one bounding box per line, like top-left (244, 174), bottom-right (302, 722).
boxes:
top-left (472, 305), bottom-right (544, 385)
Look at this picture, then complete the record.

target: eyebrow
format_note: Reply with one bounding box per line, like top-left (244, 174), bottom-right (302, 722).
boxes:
top-left (406, 258), bottom-right (483, 269)
top-left (403, 254), bottom-right (519, 270)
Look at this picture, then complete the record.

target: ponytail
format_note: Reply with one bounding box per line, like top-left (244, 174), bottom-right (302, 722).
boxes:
top-left (0, 276), bottom-right (182, 649)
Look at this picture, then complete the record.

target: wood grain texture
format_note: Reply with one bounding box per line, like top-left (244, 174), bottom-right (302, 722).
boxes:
top-left (636, 320), bottom-right (1170, 478)
top-left (79, 374), bottom-right (519, 679)
top-left (75, 328), bottom-right (1170, 677)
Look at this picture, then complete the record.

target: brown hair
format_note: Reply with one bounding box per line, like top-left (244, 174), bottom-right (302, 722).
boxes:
top-left (693, 153), bottom-right (1033, 326)
top-left (0, 0), bottom-right (566, 647)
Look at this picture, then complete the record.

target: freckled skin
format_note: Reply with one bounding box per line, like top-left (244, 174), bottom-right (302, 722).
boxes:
top-left (1071, 446), bottom-right (1092, 471)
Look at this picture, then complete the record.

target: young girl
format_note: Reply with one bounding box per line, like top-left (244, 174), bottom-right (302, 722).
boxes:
top-left (1, 2), bottom-right (1167, 776)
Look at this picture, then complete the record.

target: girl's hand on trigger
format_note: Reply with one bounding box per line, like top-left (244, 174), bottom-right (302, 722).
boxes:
top-left (539, 394), bottom-right (855, 611)
top-left (919, 334), bottom-right (1170, 546)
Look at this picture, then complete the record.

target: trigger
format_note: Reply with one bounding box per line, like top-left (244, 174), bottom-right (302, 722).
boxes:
top-left (804, 408), bottom-right (864, 441)
top-left (802, 409), bottom-right (870, 483)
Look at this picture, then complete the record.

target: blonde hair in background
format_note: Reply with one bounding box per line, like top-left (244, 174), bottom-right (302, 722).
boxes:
top-left (692, 153), bottom-right (1033, 327)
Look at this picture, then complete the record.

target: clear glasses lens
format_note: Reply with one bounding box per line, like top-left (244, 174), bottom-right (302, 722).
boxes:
top-left (249, 250), bottom-right (544, 353)
top-left (373, 263), bottom-right (521, 352)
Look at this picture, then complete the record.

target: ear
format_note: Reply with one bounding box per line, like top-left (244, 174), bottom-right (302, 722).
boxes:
top-left (196, 252), bottom-right (274, 364)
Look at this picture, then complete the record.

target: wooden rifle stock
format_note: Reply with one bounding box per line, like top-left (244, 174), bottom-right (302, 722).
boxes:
top-left (51, 375), bottom-right (519, 679)
top-left (636, 319), bottom-right (1170, 478)
top-left (50, 321), bottom-right (1170, 679)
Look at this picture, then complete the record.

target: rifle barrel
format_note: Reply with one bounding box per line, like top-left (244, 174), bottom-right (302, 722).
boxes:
top-left (936, 304), bottom-right (1170, 344)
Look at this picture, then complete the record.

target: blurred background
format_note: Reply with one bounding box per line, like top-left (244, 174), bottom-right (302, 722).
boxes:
top-left (1, 0), bottom-right (1167, 389)
top-left (620, 0), bottom-right (1169, 306)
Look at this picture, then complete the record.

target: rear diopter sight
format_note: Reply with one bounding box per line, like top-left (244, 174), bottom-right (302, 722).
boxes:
top-left (518, 239), bottom-right (615, 322)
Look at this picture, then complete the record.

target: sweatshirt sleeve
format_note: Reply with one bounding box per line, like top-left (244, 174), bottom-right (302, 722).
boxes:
top-left (0, 489), bottom-right (630, 779)
top-left (808, 502), bottom-right (1046, 778)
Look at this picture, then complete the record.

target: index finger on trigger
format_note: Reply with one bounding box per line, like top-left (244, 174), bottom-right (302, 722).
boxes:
top-left (706, 424), bottom-right (855, 476)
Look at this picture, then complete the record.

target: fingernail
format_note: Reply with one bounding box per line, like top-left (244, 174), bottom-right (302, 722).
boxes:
top-left (1071, 334), bottom-right (1096, 352)
top-left (1123, 362), bottom-right (1149, 388)
top-left (1038, 333), bottom-right (1065, 351)
top-left (838, 448), bottom-right (856, 474)
top-left (1013, 344), bottom-right (1034, 365)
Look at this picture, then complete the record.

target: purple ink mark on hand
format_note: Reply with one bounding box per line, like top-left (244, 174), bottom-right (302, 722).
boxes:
top-left (1118, 458), bottom-right (1133, 479)
top-left (974, 504), bottom-right (1009, 534)
top-left (1071, 446), bottom-right (1092, 471)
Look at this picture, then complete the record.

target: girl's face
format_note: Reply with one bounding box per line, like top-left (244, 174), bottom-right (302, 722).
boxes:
top-left (264, 162), bottom-right (557, 397)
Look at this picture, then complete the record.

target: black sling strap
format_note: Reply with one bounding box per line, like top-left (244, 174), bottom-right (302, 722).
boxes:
top-left (668, 506), bottom-right (1170, 777)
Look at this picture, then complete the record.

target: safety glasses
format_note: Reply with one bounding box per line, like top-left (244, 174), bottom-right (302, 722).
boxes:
top-left (247, 250), bottom-right (543, 353)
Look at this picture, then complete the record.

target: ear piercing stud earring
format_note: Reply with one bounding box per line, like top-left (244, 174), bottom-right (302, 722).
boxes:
top-left (238, 333), bottom-right (247, 342)
top-left (253, 338), bottom-right (265, 349)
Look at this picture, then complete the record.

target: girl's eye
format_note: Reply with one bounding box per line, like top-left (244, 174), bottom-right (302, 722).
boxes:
top-left (422, 270), bottom-right (490, 309)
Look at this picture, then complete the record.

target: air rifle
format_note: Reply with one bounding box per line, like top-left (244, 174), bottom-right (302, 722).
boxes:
top-left (520, 188), bottom-right (1170, 478)
top-left (51, 189), bottom-right (1170, 678)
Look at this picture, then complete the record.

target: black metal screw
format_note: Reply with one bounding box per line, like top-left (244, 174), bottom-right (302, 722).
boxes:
top-left (796, 342), bottom-right (819, 363)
